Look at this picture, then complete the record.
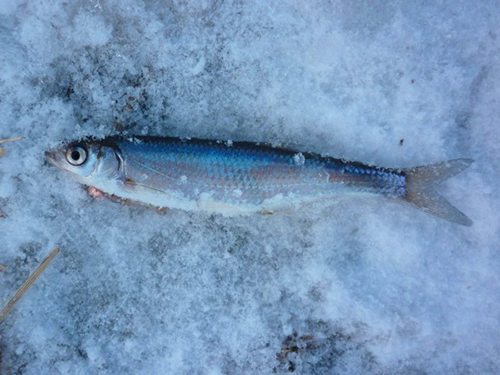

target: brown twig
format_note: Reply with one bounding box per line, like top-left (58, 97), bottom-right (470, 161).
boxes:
top-left (0, 247), bottom-right (60, 324)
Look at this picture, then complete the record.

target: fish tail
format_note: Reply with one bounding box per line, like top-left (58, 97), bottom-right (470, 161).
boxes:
top-left (401, 158), bottom-right (474, 226)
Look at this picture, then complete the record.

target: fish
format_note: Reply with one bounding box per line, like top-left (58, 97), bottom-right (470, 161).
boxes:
top-left (45, 136), bottom-right (473, 226)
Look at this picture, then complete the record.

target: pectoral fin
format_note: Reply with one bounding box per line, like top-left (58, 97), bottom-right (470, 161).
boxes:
top-left (86, 185), bottom-right (168, 215)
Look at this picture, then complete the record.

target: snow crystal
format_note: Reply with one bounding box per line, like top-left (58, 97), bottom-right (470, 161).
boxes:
top-left (293, 153), bottom-right (306, 166)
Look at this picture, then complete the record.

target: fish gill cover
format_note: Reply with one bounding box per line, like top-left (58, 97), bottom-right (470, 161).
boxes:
top-left (0, 1), bottom-right (499, 374)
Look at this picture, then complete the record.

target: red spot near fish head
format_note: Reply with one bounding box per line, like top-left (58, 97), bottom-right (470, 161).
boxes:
top-left (88, 186), bottom-right (105, 198)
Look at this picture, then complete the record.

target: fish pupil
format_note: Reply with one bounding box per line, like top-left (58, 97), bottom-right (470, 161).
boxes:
top-left (71, 150), bottom-right (80, 160)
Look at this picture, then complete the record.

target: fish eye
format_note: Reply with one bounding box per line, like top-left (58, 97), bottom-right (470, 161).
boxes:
top-left (66, 146), bottom-right (87, 166)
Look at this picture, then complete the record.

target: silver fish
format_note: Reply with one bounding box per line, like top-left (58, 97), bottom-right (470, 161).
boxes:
top-left (45, 136), bottom-right (473, 226)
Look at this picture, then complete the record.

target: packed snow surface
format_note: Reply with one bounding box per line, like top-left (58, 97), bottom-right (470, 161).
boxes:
top-left (1, 1), bottom-right (499, 374)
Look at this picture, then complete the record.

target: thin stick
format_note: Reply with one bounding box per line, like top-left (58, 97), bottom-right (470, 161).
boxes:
top-left (0, 247), bottom-right (60, 324)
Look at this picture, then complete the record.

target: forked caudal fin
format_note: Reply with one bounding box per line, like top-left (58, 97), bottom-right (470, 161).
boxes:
top-left (402, 158), bottom-right (474, 226)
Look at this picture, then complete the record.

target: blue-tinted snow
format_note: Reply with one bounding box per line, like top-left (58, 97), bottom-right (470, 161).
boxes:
top-left (1, 1), bottom-right (499, 374)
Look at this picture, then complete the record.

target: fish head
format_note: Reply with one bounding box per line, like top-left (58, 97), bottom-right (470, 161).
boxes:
top-left (45, 140), bottom-right (122, 183)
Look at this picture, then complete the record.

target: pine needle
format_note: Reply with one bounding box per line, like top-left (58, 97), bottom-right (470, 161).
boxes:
top-left (0, 247), bottom-right (60, 324)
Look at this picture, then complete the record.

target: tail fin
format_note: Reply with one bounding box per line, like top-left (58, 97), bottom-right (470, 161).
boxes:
top-left (402, 158), bottom-right (473, 226)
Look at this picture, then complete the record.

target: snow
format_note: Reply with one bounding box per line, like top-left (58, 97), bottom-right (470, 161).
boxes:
top-left (1, 0), bottom-right (499, 374)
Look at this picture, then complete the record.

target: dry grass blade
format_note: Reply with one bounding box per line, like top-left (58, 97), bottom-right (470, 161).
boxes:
top-left (0, 136), bottom-right (24, 158)
top-left (0, 137), bottom-right (24, 145)
top-left (0, 247), bottom-right (60, 324)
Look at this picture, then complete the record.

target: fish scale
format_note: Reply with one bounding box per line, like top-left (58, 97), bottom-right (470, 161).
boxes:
top-left (113, 137), bottom-right (406, 204)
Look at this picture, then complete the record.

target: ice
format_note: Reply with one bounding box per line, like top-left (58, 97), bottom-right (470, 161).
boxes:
top-left (1, 0), bottom-right (499, 374)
